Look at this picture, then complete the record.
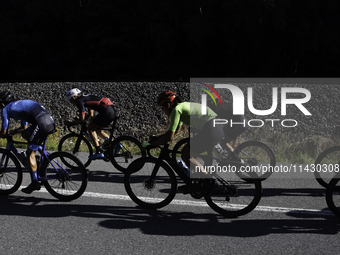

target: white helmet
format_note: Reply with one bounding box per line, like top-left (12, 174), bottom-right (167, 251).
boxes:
top-left (66, 88), bottom-right (81, 101)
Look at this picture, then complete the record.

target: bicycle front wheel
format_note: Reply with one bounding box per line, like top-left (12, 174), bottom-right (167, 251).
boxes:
top-left (109, 136), bottom-right (146, 172)
top-left (40, 152), bottom-right (88, 201)
top-left (204, 172), bottom-right (262, 217)
top-left (326, 174), bottom-right (340, 218)
top-left (235, 140), bottom-right (276, 181)
top-left (124, 158), bottom-right (177, 209)
top-left (0, 149), bottom-right (23, 195)
top-left (171, 138), bottom-right (189, 162)
top-left (58, 134), bottom-right (93, 168)
top-left (314, 146), bottom-right (340, 188)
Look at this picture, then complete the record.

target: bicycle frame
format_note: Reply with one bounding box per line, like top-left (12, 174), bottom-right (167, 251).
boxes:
top-left (147, 144), bottom-right (193, 186)
top-left (0, 136), bottom-right (68, 181)
top-left (145, 144), bottom-right (239, 191)
top-left (67, 118), bottom-right (120, 148)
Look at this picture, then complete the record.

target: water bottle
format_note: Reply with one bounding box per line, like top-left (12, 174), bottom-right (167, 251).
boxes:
top-left (35, 155), bottom-right (41, 166)
top-left (178, 160), bottom-right (190, 177)
top-left (214, 143), bottom-right (228, 158)
top-left (214, 143), bottom-right (224, 154)
top-left (20, 151), bottom-right (26, 159)
top-left (18, 151), bottom-right (28, 167)
top-left (114, 143), bottom-right (122, 155)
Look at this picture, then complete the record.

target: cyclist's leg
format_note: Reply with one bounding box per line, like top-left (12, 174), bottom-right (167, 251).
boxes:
top-left (187, 119), bottom-right (224, 178)
top-left (221, 116), bottom-right (248, 160)
top-left (92, 106), bottom-right (117, 151)
top-left (22, 117), bottom-right (54, 193)
top-left (96, 130), bottom-right (109, 140)
top-left (88, 111), bottom-right (114, 158)
top-left (87, 122), bottom-right (104, 159)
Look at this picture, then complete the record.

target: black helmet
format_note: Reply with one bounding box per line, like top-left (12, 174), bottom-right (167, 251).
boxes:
top-left (0, 91), bottom-right (15, 102)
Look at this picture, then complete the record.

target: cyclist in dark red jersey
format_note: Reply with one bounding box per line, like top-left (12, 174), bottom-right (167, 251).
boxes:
top-left (64, 88), bottom-right (117, 159)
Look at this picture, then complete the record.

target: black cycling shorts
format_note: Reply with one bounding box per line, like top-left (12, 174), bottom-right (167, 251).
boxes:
top-left (26, 114), bottom-right (55, 150)
top-left (189, 118), bottom-right (224, 154)
top-left (223, 115), bottom-right (248, 139)
top-left (91, 105), bottom-right (117, 129)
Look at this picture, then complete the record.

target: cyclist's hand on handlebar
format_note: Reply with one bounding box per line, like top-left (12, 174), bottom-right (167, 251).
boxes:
top-left (149, 135), bottom-right (158, 142)
top-left (0, 133), bottom-right (11, 139)
top-left (142, 142), bottom-right (151, 148)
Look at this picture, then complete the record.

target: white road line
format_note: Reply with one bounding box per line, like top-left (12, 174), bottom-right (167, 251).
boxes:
top-left (23, 187), bottom-right (334, 216)
top-left (81, 191), bottom-right (336, 216)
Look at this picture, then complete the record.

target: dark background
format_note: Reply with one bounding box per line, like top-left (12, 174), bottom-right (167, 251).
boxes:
top-left (1, 0), bottom-right (339, 81)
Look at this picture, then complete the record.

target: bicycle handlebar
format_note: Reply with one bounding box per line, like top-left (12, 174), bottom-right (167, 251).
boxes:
top-left (64, 122), bottom-right (87, 133)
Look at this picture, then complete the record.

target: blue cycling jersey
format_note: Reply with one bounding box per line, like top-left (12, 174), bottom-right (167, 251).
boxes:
top-left (1, 100), bottom-right (50, 130)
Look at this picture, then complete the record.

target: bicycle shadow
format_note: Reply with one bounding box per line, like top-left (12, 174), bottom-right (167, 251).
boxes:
top-left (86, 170), bottom-right (124, 184)
top-left (261, 188), bottom-right (326, 198)
top-left (0, 195), bottom-right (338, 237)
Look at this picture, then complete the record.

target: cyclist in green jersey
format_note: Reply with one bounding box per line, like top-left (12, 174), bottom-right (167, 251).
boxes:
top-left (144, 90), bottom-right (225, 179)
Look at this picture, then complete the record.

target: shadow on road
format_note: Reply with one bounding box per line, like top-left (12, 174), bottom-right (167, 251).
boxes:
top-left (0, 195), bottom-right (338, 237)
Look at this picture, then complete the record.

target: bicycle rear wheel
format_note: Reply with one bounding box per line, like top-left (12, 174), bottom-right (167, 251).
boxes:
top-left (0, 149), bottom-right (23, 195)
top-left (314, 146), bottom-right (340, 188)
top-left (235, 140), bottom-right (276, 181)
top-left (204, 172), bottom-right (262, 217)
top-left (58, 133), bottom-right (93, 168)
top-left (326, 174), bottom-right (340, 218)
top-left (109, 136), bottom-right (146, 172)
top-left (124, 157), bottom-right (177, 209)
top-left (40, 152), bottom-right (88, 201)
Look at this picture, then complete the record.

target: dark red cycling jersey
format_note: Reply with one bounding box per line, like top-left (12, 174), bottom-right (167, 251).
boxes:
top-left (75, 94), bottom-right (114, 115)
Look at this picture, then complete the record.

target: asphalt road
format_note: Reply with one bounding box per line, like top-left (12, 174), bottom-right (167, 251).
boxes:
top-left (1, 159), bottom-right (339, 255)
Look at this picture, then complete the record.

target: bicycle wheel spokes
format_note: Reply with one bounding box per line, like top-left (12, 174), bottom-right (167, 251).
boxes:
top-left (58, 134), bottom-right (93, 168)
top-left (236, 141), bottom-right (276, 180)
top-left (42, 152), bottom-right (87, 201)
top-left (0, 149), bottom-right (22, 194)
top-left (124, 158), bottom-right (177, 209)
top-left (314, 146), bottom-right (340, 188)
top-left (110, 136), bottom-right (146, 172)
top-left (205, 171), bottom-right (262, 217)
top-left (171, 138), bottom-right (189, 162)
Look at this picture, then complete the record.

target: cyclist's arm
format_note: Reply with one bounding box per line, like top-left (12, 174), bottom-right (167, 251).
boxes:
top-left (0, 128), bottom-right (8, 138)
top-left (175, 124), bottom-right (182, 134)
top-left (64, 112), bottom-right (86, 125)
top-left (10, 125), bottom-right (28, 135)
top-left (85, 109), bottom-right (94, 121)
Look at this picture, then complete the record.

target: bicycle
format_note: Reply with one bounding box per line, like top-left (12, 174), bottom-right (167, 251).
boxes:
top-left (326, 173), bottom-right (340, 217)
top-left (124, 143), bottom-right (262, 217)
top-left (0, 133), bottom-right (87, 201)
top-left (314, 146), bottom-right (340, 188)
top-left (171, 138), bottom-right (276, 181)
top-left (58, 117), bottom-right (146, 172)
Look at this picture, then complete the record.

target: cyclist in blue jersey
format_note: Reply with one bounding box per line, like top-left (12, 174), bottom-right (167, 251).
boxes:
top-left (0, 91), bottom-right (55, 194)
top-left (64, 88), bottom-right (117, 159)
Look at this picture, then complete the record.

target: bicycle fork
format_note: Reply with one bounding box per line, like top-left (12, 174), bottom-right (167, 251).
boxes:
top-left (143, 162), bottom-right (162, 191)
top-left (0, 153), bottom-right (10, 177)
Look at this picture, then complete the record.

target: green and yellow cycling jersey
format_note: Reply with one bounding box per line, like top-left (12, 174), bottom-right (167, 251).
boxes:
top-left (168, 102), bottom-right (217, 132)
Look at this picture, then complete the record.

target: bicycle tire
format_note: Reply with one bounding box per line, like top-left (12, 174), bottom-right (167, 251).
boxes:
top-left (171, 138), bottom-right (189, 162)
top-left (326, 174), bottom-right (340, 218)
top-left (234, 140), bottom-right (276, 181)
top-left (109, 136), bottom-right (146, 173)
top-left (58, 133), bottom-right (93, 168)
top-left (204, 172), bottom-right (262, 217)
top-left (40, 151), bottom-right (88, 201)
top-left (314, 146), bottom-right (340, 188)
top-left (124, 157), bottom-right (177, 209)
top-left (0, 149), bottom-right (23, 195)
